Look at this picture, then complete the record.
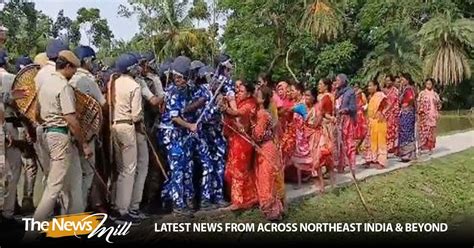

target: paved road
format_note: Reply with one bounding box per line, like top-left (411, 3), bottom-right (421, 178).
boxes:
top-left (286, 130), bottom-right (474, 202)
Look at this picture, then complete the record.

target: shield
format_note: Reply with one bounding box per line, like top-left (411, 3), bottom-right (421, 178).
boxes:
top-left (12, 64), bottom-right (40, 123)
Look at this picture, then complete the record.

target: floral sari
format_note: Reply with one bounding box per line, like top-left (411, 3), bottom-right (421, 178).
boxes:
top-left (417, 89), bottom-right (441, 151)
top-left (364, 92), bottom-right (388, 166)
top-left (384, 86), bottom-right (400, 153)
top-left (224, 96), bottom-right (258, 209)
top-left (252, 108), bottom-right (284, 220)
top-left (398, 85), bottom-right (416, 161)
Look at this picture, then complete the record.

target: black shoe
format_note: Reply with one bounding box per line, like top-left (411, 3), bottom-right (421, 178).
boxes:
top-left (173, 208), bottom-right (194, 218)
top-left (14, 200), bottom-right (21, 215)
top-left (21, 198), bottom-right (35, 214)
top-left (108, 209), bottom-right (121, 221)
top-left (200, 201), bottom-right (215, 211)
top-left (213, 200), bottom-right (230, 209)
top-left (128, 209), bottom-right (149, 220)
top-left (114, 213), bottom-right (141, 226)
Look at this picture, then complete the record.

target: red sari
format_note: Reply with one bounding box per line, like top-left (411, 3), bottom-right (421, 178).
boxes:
top-left (354, 91), bottom-right (368, 141)
top-left (318, 93), bottom-right (335, 170)
top-left (384, 86), bottom-right (400, 153)
top-left (252, 108), bottom-right (284, 220)
top-left (224, 96), bottom-right (258, 209)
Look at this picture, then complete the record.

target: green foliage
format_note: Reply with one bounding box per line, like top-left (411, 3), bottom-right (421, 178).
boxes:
top-left (0, 0), bottom-right (53, 58)
top-left (418, 11), bottom-right (474, 85)
top-left (113, 0), bottom-right (220, 63)
top-left (314, 40), bottom-right (357, 79)
top-left (75, 7), bottom-right (114, 48)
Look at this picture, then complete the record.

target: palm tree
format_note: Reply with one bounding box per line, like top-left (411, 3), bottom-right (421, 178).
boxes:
top-left (418, 11), bottom-right (474, 86)
top-left (300, 0), bottom-right (343, 42)
top-left (360, 23), bottom-right (422, 83)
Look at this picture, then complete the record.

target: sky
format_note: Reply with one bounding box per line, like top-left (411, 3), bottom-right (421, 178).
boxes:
top-left (31, 0), bottom-right (140, 42)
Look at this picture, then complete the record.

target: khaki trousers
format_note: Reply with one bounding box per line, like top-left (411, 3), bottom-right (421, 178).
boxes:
top-left (2, 123), bottom-right (22, 218)
top-left (80, 139), bottom-right (95, 209)
top-left (112, 123), bottom-right (148, 215)
top-left (32, 132), bottom-right (83, 221)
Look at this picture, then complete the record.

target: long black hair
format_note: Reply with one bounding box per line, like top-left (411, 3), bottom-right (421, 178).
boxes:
top-left (310, 87), bottom-right (318, 104)
top-left (321, 78), bottom-right (332, 92)
top-left (258, 72), bottom-right (274, 88)
top-left (241, 79), bottom-right (255, 95)
top-left (259, 85), bottom-right (273, 109)
top-left (401, 72), bottom-right (415, 86)
top-left (385, 74), bottom-right (396, 82)
top-left (369, 79), bottom-right (381, 92)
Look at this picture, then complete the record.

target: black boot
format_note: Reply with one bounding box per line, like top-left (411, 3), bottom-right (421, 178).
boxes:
top-left (21, 197), bottom-right (35, 214)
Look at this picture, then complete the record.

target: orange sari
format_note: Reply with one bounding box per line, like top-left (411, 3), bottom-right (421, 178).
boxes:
top-left (252, 108), bottom-right (284, 220)
top-left (224, 96), bottom-right (258, 209)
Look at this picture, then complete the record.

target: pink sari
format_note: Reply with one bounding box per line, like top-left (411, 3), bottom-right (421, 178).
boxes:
top-left (417, 89), bottom-right (441, 151)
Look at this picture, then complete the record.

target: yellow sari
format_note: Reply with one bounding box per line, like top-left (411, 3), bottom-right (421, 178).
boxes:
top-left (364, 91), bottom-right (388, 167)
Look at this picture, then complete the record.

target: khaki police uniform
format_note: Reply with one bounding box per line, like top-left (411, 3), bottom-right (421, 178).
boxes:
top-left (0, 68), bottom-right (22, 219)
top-left (33, 61), bottom-right (56, 176)
top-left (33, 71), bottom-right (83, 221)
top-left (69, 67), bottom-right (106, 209)
top-left (111, 74), bottom-right (144, 215)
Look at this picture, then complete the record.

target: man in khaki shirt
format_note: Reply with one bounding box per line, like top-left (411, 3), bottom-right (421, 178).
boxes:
top-left (110, 53), bottom-right (144, 225)
top-left (30, 50), bottom-right (92, 225)
top-left (33, 39), bottom-right (69, 177)
top-left (71, 45), bottom-right (106, 210)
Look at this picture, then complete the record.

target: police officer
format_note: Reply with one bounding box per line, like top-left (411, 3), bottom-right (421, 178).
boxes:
top-left (34, 39), bottom-right (69, 176)
top-left (33, 52), bottom-right (48, 68)
top-left (14, 55), bottom-right (38, 214)
top-left (197, 65), bottom-right (228, 209)
top-left (182, 60), bottom-right (217, 210)
top-left (135, 52), bottom-right (166, 212)
top-left (110, 53), bottom-right (147, 225)
top-left (215, 54), bottom-right (237, 111)
top-left (0, 49), bottom-right (22, 225)
top-left (160, 56), bottom-right (197, 217)
top-left (71, 45), bottom-right (106, 210)
top-left (33, 50), bottom-right (91, 221)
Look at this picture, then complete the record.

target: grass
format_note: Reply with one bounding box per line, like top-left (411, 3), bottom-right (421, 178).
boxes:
top-left (125, 148), bottom-right (474, 243)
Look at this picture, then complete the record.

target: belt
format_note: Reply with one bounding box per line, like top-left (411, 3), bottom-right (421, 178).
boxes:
top-left (44, 127), bottom-right (69, 134)
top-left (5, 117), bottom-right (23, 128)
top-left (113, 120), bottom-right (134, 125)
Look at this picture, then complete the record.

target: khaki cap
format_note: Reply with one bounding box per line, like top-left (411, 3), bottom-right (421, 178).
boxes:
top-left (58, 50), bottom-right (80, 67)
top-left (34, 52), bottom-right (48, 67)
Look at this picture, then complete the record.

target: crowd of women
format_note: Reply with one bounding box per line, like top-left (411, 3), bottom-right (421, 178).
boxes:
top-left (223, 72), bottom-right (442, 220)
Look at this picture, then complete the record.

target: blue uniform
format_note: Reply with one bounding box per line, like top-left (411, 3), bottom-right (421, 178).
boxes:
top-left (214, 74), bottom-right (235, 98)
top-left (186, 82), bottom-right (215, 204)
top-left (159, 83), bottom-right (195, 209)
top-left (200, 83), bottom-right (227, 203)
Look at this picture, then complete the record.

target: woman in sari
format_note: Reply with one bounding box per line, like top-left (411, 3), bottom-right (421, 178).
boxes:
top-left (251, 86), bottom-right (285, 221)
top-left (417, 78), bottom-right (441, 154)
top-left (334, 74), bottom-right (357, 173)
top-left (398, 73), bottom-right (417, 162)
top-left (354, 84), bottom-right (368, 152)
top-left (317, 79), bottom-right (336, 190)
top-left (383, 75), bottom-right (400, 154)
top-left (291, 87), bottom-right (318, 188)
top-left (364, 80), bottom-right (388, 169)
top-left (282, 83), bottom-right (308, 182)
top-left (223, 81), bottom-right (258, 210)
